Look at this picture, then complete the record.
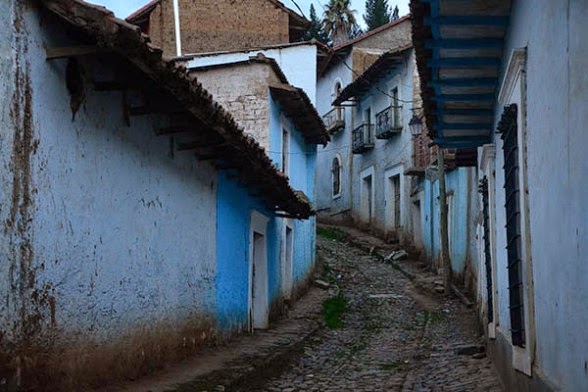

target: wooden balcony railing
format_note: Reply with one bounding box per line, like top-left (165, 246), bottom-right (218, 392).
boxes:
top-left (375, 106), bottom-right (402, 139)
top-left (352, 124), bottom-right (375, 154)
top-left (323, 107), bottom-right (345, 134)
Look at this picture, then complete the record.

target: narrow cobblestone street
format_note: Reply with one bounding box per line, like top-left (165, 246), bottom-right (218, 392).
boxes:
top-left (261, 230), bottom-right (503, 392)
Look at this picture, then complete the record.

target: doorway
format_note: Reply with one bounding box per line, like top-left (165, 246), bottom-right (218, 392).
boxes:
top-left (249, 211), bottom-right (269, 330)
top-left (282, 224), bottom-right (294, 299)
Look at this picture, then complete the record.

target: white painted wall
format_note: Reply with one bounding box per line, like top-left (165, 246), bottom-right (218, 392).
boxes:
top-left (350, 51), bottom-right (415, 237)
top-left (187, 43), bottom-right (318, 104)
top-left (0, 5), bottom-right (217, 347)
top-left (487, 0), bottom-right (588, 389)
top-left (315, 53), bottom-right (354, 219)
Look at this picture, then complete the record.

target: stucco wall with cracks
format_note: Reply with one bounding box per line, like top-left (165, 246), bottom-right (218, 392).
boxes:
top-left (0, 4), bottom-right (219, 387)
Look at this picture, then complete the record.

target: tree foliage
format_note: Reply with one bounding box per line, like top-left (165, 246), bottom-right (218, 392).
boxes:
top-left (322, 0), bottom-right (359, 46)
top-left (363, 0), bottom-right (391, 31)
top-left (392, 5), bottom-right (399, 20)
top-left (303, 4), bottom-right (329, 44)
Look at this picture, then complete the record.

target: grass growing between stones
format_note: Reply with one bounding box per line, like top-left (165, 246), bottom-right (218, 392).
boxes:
top-left (322, 294), bottom-right (347, 329)
top-left (317, 226), bottom-right (348, 242)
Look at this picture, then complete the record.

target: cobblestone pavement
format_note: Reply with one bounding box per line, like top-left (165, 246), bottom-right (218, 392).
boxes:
top-left (261, 232), bottom-right (503, 392)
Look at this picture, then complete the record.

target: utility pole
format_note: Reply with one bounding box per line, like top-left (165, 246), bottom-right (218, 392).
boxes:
top-left (437, 148), bottom-right (451, 293)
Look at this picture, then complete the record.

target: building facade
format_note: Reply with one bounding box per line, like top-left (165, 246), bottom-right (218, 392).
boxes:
top-left (315, 17), bottom-right (413, 230)
top-left (0, 0), bottom-right (314, 389)
top-left (126, 0), bottom-right (309, 57)
top-left (411, 0), bottom-right (588, 390)
top-left (190, 56), bottom-right (329, 325)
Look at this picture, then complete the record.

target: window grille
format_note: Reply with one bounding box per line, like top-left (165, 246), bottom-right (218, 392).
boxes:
top-left (497, 103), bottom-right (525, 347)
top-left (479, 176), bottom-right (494, 323)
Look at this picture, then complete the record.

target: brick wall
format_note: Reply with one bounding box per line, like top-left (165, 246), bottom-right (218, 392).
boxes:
top-left (149, 0), bottom-right (290, 56)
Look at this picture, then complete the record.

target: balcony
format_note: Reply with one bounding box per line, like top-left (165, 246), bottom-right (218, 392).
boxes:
top-left (352, 124), bottom-right (374, 154)
top-left (323, 107), bottom-right (345, 134)
top-left (375, 106), bottom-right (402, 139)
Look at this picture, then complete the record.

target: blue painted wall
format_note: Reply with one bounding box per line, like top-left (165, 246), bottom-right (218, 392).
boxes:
top-left (215, 171), bottom-right (278, 331)
top-left (269, 95), bottom-right (317, 287)
top-left (420, 168), bottom-right (475, 275)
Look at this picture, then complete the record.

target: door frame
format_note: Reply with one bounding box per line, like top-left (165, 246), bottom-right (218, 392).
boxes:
top-left (359, 166), bottom-right (375, 224)
top-left (249, 210), bottom-right (270, 331)
top-left (384, 164), bottom-right (404, 233)
top-left (281, 219), bottom-right (294, 299)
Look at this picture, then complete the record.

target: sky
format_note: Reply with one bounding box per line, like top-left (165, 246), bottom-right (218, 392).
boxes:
top-left (89, 0), bottom-right (410, 28)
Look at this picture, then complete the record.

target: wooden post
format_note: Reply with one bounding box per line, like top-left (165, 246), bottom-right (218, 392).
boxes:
top-left (438, 148), bottom-right (451, 292)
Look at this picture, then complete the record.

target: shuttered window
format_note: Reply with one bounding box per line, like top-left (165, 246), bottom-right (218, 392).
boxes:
top-left (497, 104), bottom-right (525, 347)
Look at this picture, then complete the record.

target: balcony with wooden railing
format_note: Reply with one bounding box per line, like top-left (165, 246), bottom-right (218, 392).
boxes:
top-left (352, 124), bottom-right (374, 154)
top-left (375, 105), bottom-right (402, 139)
top-left (322, 107), bottom-right (345, 134)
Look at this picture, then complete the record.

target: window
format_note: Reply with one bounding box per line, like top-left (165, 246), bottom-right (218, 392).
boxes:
top-left (498, 103), bottom-right (525, 348)
top-left (334, 81), bottom-right (342, 99)
top-left (332, 155), bottom-right (341, 197)
top-left (282, 127), bottom-right (289, 174)
top-left (479, 176), bottom-right (494, 324)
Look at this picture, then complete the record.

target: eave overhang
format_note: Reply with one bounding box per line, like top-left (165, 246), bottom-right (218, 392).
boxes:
top-left (270, 84), bottom-right (330, 146)
top-left (41, 0), bottom-right (315, 219)
top-left (410, 0), bottom-right (512, 149)
top-left (332, 46), bottom-right (412, 106)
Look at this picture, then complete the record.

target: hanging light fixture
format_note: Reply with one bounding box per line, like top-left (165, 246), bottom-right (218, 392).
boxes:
top-left (409, 111), bottom-right (423, 137)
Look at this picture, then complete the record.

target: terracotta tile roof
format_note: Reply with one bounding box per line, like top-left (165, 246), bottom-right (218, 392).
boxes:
top-left (126, 0), bottom-right (158, 22)
top-left (41, 0), bottom-right (315, 219)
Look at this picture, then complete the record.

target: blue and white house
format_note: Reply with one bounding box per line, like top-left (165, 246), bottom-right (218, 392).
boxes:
top-left (331, 47), bottom-right (418, 243)
top-left (412, 0), bottom-right (588, 390)
top-left (0, 0), bottom-right (315, 389)
top-left (189, 54), bottom-right (329, 330)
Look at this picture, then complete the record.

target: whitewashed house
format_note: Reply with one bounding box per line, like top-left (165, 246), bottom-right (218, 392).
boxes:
top-left (330, 47), bottom-right (417, 241)
top-left (0, 0), bottom-right (314, 389)
top-left (315, 17), bottom-right (413, 230)
top-left (411, 0), bottom-right (588, 390)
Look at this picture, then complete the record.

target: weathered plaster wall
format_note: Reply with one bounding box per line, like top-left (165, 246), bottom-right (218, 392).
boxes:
top-left (148, 0), bottom-right (290, 57)
top-left (215, 172), bottom-right (278, 331)
top-left (0, 5), bottom-right (220, 387)
top-left (191, 63), bottom-right (273, 151)
top-left (187, 44), bottom-right (318, 104)
top-left (420, 168), bottom-right (476, 276)
top-left (269, 97), bottom-right (317, 288)
top-left (315, 53), bottom-right (354, 221)
top-left (488, 0), bottom-right (588, 390)
top-left (350, 51), bottom-right (415, 239)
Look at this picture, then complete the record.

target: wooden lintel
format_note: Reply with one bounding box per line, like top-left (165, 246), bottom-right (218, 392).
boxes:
top-left (46, 45), bottom-right (106, 60)
top-left (155, 126), bottom-right (192, 136)
top-left (274, 213), bottom-right (299, 219)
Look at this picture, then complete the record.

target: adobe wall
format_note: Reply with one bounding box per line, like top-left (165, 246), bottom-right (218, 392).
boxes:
top-left (149, 0), bottom-right (290, 56)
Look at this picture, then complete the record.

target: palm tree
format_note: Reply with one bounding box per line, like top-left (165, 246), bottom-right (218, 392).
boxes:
top-left (322, 0), bottom-right (358, 46)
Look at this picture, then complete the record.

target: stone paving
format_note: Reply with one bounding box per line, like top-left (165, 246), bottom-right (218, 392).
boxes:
top-left (105, 226), bottom-right (502, 392)
top-left (261, 229), bottom-right (503, 392)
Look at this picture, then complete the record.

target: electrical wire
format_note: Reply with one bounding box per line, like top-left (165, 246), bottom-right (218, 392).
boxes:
top-left (339, 58), bottom-right (420, 105)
